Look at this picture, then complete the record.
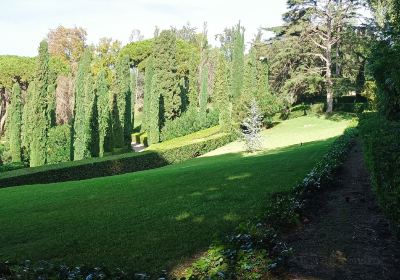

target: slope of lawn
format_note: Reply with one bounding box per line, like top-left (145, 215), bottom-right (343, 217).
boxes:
top-left (205, 114), bottom-right (354, 156)
top-left (0, 116), bottom-right (350, 275)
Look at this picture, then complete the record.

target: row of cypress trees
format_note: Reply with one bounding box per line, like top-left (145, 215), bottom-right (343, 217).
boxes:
top-left (6, 23), bottom-right (273, 166)
top-left (7, 41), bottom-right (133, 166)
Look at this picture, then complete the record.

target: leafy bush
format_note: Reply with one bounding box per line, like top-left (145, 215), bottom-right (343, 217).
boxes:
top-left (47, 125), bottom-right (72, 164)
top-left (334, 102), bottom-right (365, 114)
top-left (0, 132), bottom-right (232, 188)
top-left (160, 109), bottom-right (219, 141)
top-left (359, 113), bottom-right (400, 234)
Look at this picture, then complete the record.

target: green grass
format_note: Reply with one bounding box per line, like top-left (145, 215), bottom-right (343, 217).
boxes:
top-left (0, 116), bottom-right (351, 274)
top-left (205, 114), bottom-right (354, 156)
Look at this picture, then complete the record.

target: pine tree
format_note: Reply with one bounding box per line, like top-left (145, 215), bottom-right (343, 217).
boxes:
top-left (8, 83), bottom-right (22, 162)
top-left (97, 70), bottom-right (110, 157)
top-left (153, 30), bottom-right (181, 123)
top-left (214, 52), bottom-right (231, 132)
top-left (113, 55), bottom-right (132, 148)
top-left (73, 49), bottom-right (92, 160)
top-left (30, 40), bottom-right (50, 167)
top-left (142, 56), bottom-right (155, 132)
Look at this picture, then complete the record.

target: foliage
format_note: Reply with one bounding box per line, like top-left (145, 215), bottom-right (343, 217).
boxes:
top-left (214, 52), bottom-right (231, 132)
top-left (240, 99), bottom-right (263, 152)
top-left (160, 108), bottom-right (219, 141)
top-left (0, 56), bottom-right (35, 89)
top-left (142, 56), bottom-right (154, 132)
top-left (153, 30), bottom-right (181, 122)
top-left (47, 25), bottom-right (87, 65)
top-left (359, 113), bottom-right (400, 234)
top-left (113, 55), bottom-right (132, 148)
top-left (8, 83), bottom-right (22, 162)
top-left (73, 49), bottom-right (92, 160)
top-left (0, 130), bottom-right (232, 187)
top-left (30, 41), bottom-right (50, 167)
top-left (47, 124), bottom-right (72, 164)
top-left (96, 70), bottom-right (111, 157)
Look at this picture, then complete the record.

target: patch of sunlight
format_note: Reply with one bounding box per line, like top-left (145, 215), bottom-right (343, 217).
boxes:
top-left (175, 212), bottom-right (191, 221)
top-left (223, 213), bottom-right (240, 222)
top-left (227, 173), bottom-right (251, 181)
top-left (193, 216), bottom-right (205, 223)
top-left (207, 187), bottom-right (219, 191)
top-left (189, 191), bottom-right (203, 197)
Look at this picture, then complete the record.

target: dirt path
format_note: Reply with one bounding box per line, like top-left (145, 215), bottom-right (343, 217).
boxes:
top-left (282, 142), bottom-right (400, 280)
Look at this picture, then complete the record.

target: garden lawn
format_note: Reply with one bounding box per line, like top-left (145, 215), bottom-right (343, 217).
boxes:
top-left (205, 114), bottom-right (353, 156)
top-left (0, 116), bottom-right (350, 275)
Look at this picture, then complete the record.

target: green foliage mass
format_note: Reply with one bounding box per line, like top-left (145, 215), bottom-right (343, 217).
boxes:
top-left (0, 56), bottom-right (35, 89)
top-left (73, 49), bottom-right (92, 160)
top-left (214, 51), bottom-right (232, 132)
top-left (112, 55), bottom-right (132, 148)
top-left (47, 124), bottom-right (72, 164)
top-left (153, 30), bottom-right (181, 122)
top-left (8, 83), bottom-right (22, 162)
top-left (96, 70), bottom-right (111, 157)
top-left (142, 56), bottom-right (155, 132)
top-left (30, 41), bottom-right (50, 167)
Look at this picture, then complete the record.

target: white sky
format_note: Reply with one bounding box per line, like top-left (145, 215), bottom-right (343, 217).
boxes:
top-left (0, 0), bottom-right (288, 56)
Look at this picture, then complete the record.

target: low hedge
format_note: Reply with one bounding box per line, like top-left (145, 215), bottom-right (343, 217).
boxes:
top-left (359, 113), bottom-right (400, 234)
top-left (0, 133), bottom-right (233, 188)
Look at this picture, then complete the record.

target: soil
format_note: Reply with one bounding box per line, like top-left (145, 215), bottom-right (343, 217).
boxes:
top-left (281, 142), bottom-right (400, 280)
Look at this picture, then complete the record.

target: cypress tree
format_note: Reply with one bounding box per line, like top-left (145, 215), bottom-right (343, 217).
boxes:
top-left (97, 70), bottom-right (110, 157)
top-left (113, 55), bottom-right (132, 148)
top-left (230, 23), bottom-right (245, 123)
top-left (187, 55), bottom-right (199, 109)
top-left (73, 49), bottom-right (92, 160)
top-left (30, 40), bottom-right (50, 167)
top-left (83, 73), bottom-right (98, 158)
top-left (130, 69), bottom-right (137, 131)
top-left (148, 73), bottom-right (160, 144)
top-left (199, 66), bottom-right (208, 121)
top-left (214, 52), bottom-right (231, 132)
top-left (8, 83), bottom-right (22, 162)
top-left (153, 30), bottom-right (181, 123)
top-left (142, 56), bottom-right (155, 132)
top-left (21, 82), bottom-right (35, 160)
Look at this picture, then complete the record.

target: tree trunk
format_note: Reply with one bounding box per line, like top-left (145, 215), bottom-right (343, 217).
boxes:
top-left (326, 16), bottom-right (334, 113)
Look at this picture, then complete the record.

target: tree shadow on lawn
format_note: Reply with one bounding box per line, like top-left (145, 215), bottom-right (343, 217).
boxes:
top-left (0, 138), bottom-right (337, 278)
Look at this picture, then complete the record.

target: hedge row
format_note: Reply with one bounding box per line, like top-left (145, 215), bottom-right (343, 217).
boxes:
top-left (359, 113), bottom-right (400, 234)
top-left (0, 133), bottom-right (233, 188)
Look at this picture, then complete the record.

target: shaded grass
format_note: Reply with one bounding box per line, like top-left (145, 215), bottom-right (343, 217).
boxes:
top-left (0, 138), bottom-right (335, 275)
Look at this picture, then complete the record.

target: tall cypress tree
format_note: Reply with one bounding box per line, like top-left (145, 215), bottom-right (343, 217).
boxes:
top-left (199, 65), bottom-right (208, 121)
top-left (113, 55), bottom-right (132, 148)
top-left (73, 49), bottom-right (92, 160)
top-left (97, 70), bottom-right (110, 157)
top-left (21, 82), bottom-right (35, 160)
top-left (148, 73), bottom-right (160, 144)
top-left (230, 22), bottom-right (245, 123)
top-left (30, 40), bottom-right (50, 167)
top-left (142, 56), bottom-right (155, 132)
top-left (8, 83), bottom-right (22, 162)
top-left (130, 69), bottom-right (137, 131)
top-left (83, 73), bottom-right (97, 158)
top-left (214, 52), bottom-right (231, 132)
top-left (153, 30), bottom-right (180, 123)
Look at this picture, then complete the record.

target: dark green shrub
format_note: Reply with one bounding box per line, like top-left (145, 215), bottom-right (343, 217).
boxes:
top-left (310, 103), bottom-right (325, 114)
top-left (47, 125), bottom-right (72, 164)
top-left (160, 109), bottom-right (219, 141)
top-left (334, 102), bottom-right (365, 114)
top-left (359, 113), bottom-right (400, 234)
top-left (0, 133), bottom-right (232, 188)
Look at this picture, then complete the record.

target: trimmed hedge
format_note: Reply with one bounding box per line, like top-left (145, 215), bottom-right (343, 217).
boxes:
top-left (0, 133), bottom-right (233, 188)
top-left (359, 113), bottom-right (400, 234)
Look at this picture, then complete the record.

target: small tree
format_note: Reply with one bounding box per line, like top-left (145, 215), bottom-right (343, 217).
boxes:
top-left (241, 99), bottom-right (263, 153)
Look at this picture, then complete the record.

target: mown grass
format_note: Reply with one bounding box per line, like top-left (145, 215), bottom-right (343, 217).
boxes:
top-left (0, 116), bottom-right (352, 275)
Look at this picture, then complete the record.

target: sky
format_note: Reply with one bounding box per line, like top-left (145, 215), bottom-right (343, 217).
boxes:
top-left (0, 0), bottom-right (288, 56)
